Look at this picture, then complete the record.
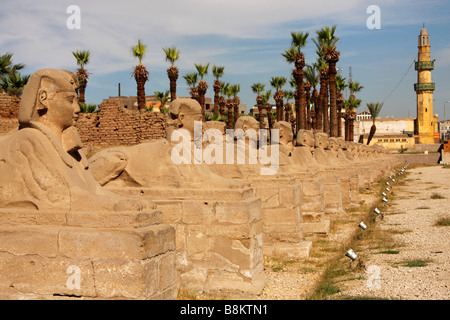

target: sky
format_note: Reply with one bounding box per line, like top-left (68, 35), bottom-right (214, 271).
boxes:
top-left (1, 0), bottom-right (449, 119)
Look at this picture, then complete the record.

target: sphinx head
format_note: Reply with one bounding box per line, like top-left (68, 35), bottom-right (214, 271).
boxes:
top-left (167, 98), bottom-right (202, 140)
top-left (296, 129), bottom-right (314, 151)
top-left (273, 121), bottom-right (293, 150)
top-left (328, 137), bottom-right (340, 151)
top-left (314, 132), bottom-right (329, 149)
top-left (19, 69), bottom-right (80, 133)
top-left (234, 115), bottom-right (260, 142)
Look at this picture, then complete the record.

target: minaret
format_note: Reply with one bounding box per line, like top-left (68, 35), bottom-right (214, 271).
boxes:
top-left (414, 25), bottom-right (436, 144)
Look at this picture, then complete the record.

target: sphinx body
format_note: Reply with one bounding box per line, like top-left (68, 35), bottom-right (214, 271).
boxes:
top-left (0, 69), bottom-right (149, 212)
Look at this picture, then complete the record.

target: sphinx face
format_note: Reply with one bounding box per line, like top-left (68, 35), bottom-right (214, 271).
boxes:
top-left (314, 133), bottom-right (329, 149)
top-left (336, 137), bottom-right (346, 150)
top-left (328, 138), bottom-right (339, 151)
top-left (296, 130), bottom-right (314, 150)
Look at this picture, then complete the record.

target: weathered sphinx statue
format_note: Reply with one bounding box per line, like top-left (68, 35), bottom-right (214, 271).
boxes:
top-left (0, 69), bottom-right (149, 211)
top-left (88, 98), bottom-right (244, 189)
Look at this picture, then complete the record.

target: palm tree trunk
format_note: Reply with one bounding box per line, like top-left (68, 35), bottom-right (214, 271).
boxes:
top-left (79, 84), bottom-right (86, 104)
top-left (213, 80), bottom-right (221, 116)
top-left (328, 61), bottom-right (338, 137)
top-left (227, 100), bottom-right (233, 129)
top-left (233, 96), bottom-right (240, 127)
top-left (367, 124), bottom-right (376, 145)
top-left (134, 65), bottom-right (148, 111)
top-left (168, 66), bottom-right (178, 102)
top-left (257, 96), bottom-right (264, 129)
top-left (136, 79), bottom-right (146, 110)
top-left (219, 96), bottom-right (226, 117)
top-left (304, 82), bottom-right (311, 130)
top-left (284, 103), bottom-right (290, 123)
top-left (313, 89), bottom-right (319, 130)
top-left (337, 95), bottom-right (344, 137)
top-left (294, 53), bottom-right (306, 132)
top-left (197, 80), bottom-right (208, 122)
top-left (317, 70), bottom-right (327, 132)
top-left (323, 79), bottom-right (329, 136)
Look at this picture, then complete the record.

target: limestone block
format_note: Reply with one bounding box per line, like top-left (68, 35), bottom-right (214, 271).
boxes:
top-left (0, 226), bottom-right (59, 257)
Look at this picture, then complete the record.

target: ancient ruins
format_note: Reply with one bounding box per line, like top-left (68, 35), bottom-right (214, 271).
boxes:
top-left (0, 68), bottom-right (401, 300)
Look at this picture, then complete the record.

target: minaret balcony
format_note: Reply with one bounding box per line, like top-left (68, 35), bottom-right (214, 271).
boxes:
top-left (414, 83), bottom-right (435, 91)
top-left (415, 61), bottom-right (434, 70)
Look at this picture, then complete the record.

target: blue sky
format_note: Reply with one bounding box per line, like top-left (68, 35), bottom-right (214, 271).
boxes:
top-left (1, 0), bottom-right (449, 119)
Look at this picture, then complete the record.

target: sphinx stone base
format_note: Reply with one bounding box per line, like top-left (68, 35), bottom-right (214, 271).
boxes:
top-left (0, 209), bottom-right (177, 300)
top-left (249, 178), bottom-right (311, 257)
top-left (302, 220), bottom-right (331, 234)
top-left (111, 187), bottom-right (266, 296)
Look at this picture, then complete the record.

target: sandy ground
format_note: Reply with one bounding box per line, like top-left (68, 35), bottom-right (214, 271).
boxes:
top-left (333, 165), bottom-right (450, 300)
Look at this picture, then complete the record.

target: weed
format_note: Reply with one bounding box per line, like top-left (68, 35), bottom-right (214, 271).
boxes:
top-left (378, 250), bottom-right (400, 254)
top-left (400, 259), bottom-right (433, 267)
top-left (434, 218), bottom-right (450, 226)
top-left (430, 193), bottom-right (445, 199)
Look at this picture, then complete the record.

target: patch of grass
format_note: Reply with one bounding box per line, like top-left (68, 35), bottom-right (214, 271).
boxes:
top-left (430, 193), bottom-right (445, 199)
top-left (435, 218), bottom-right (450, 226)
top-left (378, 250), bottom-right (400, 254)
top-left (416, 206), bottom-right (431, 210)
top-left (388, 229), bottom-right (413, 235)
top-left (400, 259), bottom-right (433, 268)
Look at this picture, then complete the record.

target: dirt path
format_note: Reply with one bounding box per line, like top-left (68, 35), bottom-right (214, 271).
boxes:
top-left (332, 165), bottom-right (450, 300)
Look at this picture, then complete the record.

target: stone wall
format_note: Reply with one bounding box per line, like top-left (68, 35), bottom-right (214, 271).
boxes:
top-left (0, 94), bottom-right (20, 119)
top-left (0, 94), bottom-right (20, 135)
top-left (76, 98), bottom-right (166, 147)
top-left (0, 209), bottom-right (177, 299)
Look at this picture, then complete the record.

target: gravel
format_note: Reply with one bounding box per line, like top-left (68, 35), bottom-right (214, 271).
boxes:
top-left (334, 165), bottom-right (450, 300)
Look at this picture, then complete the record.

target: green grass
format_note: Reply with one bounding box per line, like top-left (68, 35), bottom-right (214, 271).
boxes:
top-left (435, 218), bottom-right (450, 226)
top-left (378, 250), bottom-right (400, 254)
top-left (430, 193), bottom-right (445, 199)
top-left (401, 259), bottom-right (433, 267)
top-left (416, 206), bottom-right (431, 210)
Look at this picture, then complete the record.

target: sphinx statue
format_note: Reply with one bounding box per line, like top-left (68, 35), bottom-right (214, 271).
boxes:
top-left (0, 69), bottom-right (149, 211)
top-left (88, 98), bottom-right (244, 189)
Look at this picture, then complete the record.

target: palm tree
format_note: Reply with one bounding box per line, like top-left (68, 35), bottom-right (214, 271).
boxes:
top-left (282, 31), bottom-right (309, 131)
top-left (314, 59), bottom-right (329, 133)
top-left (162, 46), bottom-right (180, 102)
top-left (344, 80), bottom-right (363, 141)
top-left (0, 72), bottom-right (30, 97)
top-left (212, 65), bottom-right (225, 116)
top-left (72, 50), bottom-right (90, 104)
top-left (218, 81), bottom-right (229, 117)
top-left (0, 53), bottom-right (24, 78)
top-left (230, 84), bottom-right (241, 126)
top-left (335, 74), bottom-right (347, 137)
top-left (155, 90), bottom-right (170, 112)
top-left (304, 65), bottom-right (319, 130)
top-left (194, 63), bottom-right (210, 121)
top-left (270, 76), bottom-right (287, 122)
top-left (183, 72), bottom-right (199, 101)
top-left (284, 90), bottom-right (294, 123)
top-left (314, 26), bottom-right (339, 137)
top-left (251, 83), bottom-right (266, 129)
top-left (221, 82), bottom-right (234, 129)
top-left (262, 90), bottom-right (273, 132)
top-left (366, 102), bottom-right (384, 145)
top-left (131, 40), bottom-right (149, 111)
top-left (348, 81), bottom-right (364, 99)
top-left (0, 52), bottom-right (28, 96)
top-left (344, 96), bottom-right (361, 141)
